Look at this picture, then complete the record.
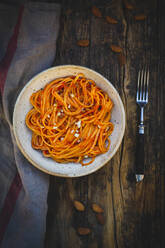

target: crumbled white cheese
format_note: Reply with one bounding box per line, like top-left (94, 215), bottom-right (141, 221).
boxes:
top-left (74, 133), bottom-right (79, 138)
top-left (77, 139), bottom-right (81, 143)
top-left (75, 120), bottom-right (81, 128)
top-left (68, 104), bottom-right (71, 109)
top-left (71, 129), bottom-right (74, 134)
top-left (98, 125), bottom-right (101, 129)
top-left (54, 103), bottom-right (57, 106)
top-left (57, 112), bottom-right (61, 116)
top-left (84, 155), bottom-right (88, 158)
top-left (61, 137), bottom-right (64, 141)
top-left (61, 109), bottom-right (64, 113)
top-left (70, 93), bottom-right (74, 98)
top-left (47, 114), bottom-right (50, 118)
top-left (41, 126), bottom-right (44, 129)
top-left (53, 126), bottom-right (57, 129)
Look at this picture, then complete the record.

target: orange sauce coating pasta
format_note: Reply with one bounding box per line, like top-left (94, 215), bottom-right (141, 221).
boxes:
top-left (25, 73), bottom-right (114, 165)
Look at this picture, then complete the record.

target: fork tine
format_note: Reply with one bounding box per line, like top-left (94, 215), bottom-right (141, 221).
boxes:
top-left (143, 68), bottom-right (147, 100)
top-left (140, 69), bottom-right (144, 100)
top-left (137, 70), bottom-right (141, 100)
top-left (146, 69), bottom-right (149, 102)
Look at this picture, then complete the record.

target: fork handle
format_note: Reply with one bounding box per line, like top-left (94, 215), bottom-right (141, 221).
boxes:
top-left (135, 132), bottom-right (144, 174)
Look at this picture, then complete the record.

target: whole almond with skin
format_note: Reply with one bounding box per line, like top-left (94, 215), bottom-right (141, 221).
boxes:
top-left (96, 213), bottom-right (105, 225)
top-left (118, 53), bottom-right (126, 66)
top-left (65, 9), bottom-right (72, 15)
top-left (134, 14), bottom-right (147, 21)
top-left (92, 6), bottom-right (102, 18)
top-left (92, 203), bottom-right (104, 213)
top-left (123, 0), bottom-right (134, 10)
top-left (106, 16), bottom-right (118, 24)
top-left (110, 45), bottom-right (122, 53)
top-left (77, 227), bottom-right (91, 235)
top-left (77, 40), bottom-right (89, 47)
top-left (73, 200), bottom-right (85, 211)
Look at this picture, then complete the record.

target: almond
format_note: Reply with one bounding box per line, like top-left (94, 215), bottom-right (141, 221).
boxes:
top-left (110, 45), bottom-right (122, 53)
top-left (92, 6), bottom-right (102, 18)
top-left (96, 213), bottom-right (105, 225)
top-left (134, 14), bottom-right (147, 21)
top-left (118, 53), bottom-right (126, 66)
top-left (92, 203), bottom-right (104, 213)
top-left (73, 200), bottom-right (85, 211)
top-left (123, 0), bottom-right (134, 10)
top-left (77, 40), bottom-right (89, 47)
top-left (106, 16), bottom-right (118, 24)
top-left (77, 227), bottom-right (91, 235)
top-left (65, 9), bottom-right (72, 15)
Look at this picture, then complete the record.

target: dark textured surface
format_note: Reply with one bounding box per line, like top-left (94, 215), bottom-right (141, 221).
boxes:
top-left (45, 0), bottom-right (165, 247)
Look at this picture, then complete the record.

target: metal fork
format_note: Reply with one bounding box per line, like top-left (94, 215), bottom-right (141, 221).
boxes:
top-left (135, 68), bottom-right (149, 182)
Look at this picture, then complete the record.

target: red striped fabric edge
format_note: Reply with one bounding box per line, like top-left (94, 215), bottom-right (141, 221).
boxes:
top-left (0, 172), bottom-right (22, 244)
top-left (0, 5), bottom-right (24, 95)
top-left (0, 5), bottom-right (24, 245)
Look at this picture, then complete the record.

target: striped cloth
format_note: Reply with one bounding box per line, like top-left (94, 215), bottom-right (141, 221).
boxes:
top-left (0, 2), bottom-right (60, 247)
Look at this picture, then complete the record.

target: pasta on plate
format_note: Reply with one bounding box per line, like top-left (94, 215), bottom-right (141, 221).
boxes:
top-left (25, 73), bottom-right (114, 165)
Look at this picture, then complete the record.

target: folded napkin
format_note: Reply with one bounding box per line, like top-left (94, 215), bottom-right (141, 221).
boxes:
top-left (0, 2), bottom-right (60, 247)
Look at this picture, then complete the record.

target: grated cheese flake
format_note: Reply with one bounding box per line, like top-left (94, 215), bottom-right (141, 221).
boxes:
top-left (75, 120), bottom-right (81, 128)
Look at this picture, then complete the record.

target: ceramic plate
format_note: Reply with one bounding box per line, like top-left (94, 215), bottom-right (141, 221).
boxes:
top-left (13, 65), bottom-right (125, 177)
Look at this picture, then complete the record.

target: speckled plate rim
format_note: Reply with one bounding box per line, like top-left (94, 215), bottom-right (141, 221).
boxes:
top-left (13, 65), bottom-right (126, 177)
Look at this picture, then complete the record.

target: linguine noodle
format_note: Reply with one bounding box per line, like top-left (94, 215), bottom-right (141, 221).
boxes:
top-left (25, 73), bottom-right (114, 166)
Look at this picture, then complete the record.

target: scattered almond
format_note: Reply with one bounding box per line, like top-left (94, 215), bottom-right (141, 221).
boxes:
top-left (92, 6), bottom-right (102, 18)
top-left (73, 200), bottom-right (85, 211)
top-left (134, 14), bottom-right (147, 21)
top-left (110, 45), bottom-right (122, 53)
top-left (118, 53), bottom-right (126, 66)
top-left (92, 203), bottom-right (104, 213)
top-left (106, 16), bottom-right (118, 24)
top-left (77, 227), bottom-right (91, 235)
top-left (77, 40), bottom-right (89, 47)
top-left (65, 9), bottom-right (72, 15)
top-left (96, 213), bottom-right (105, 225)
top-left (123, 0), bottom-right (134, 10)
